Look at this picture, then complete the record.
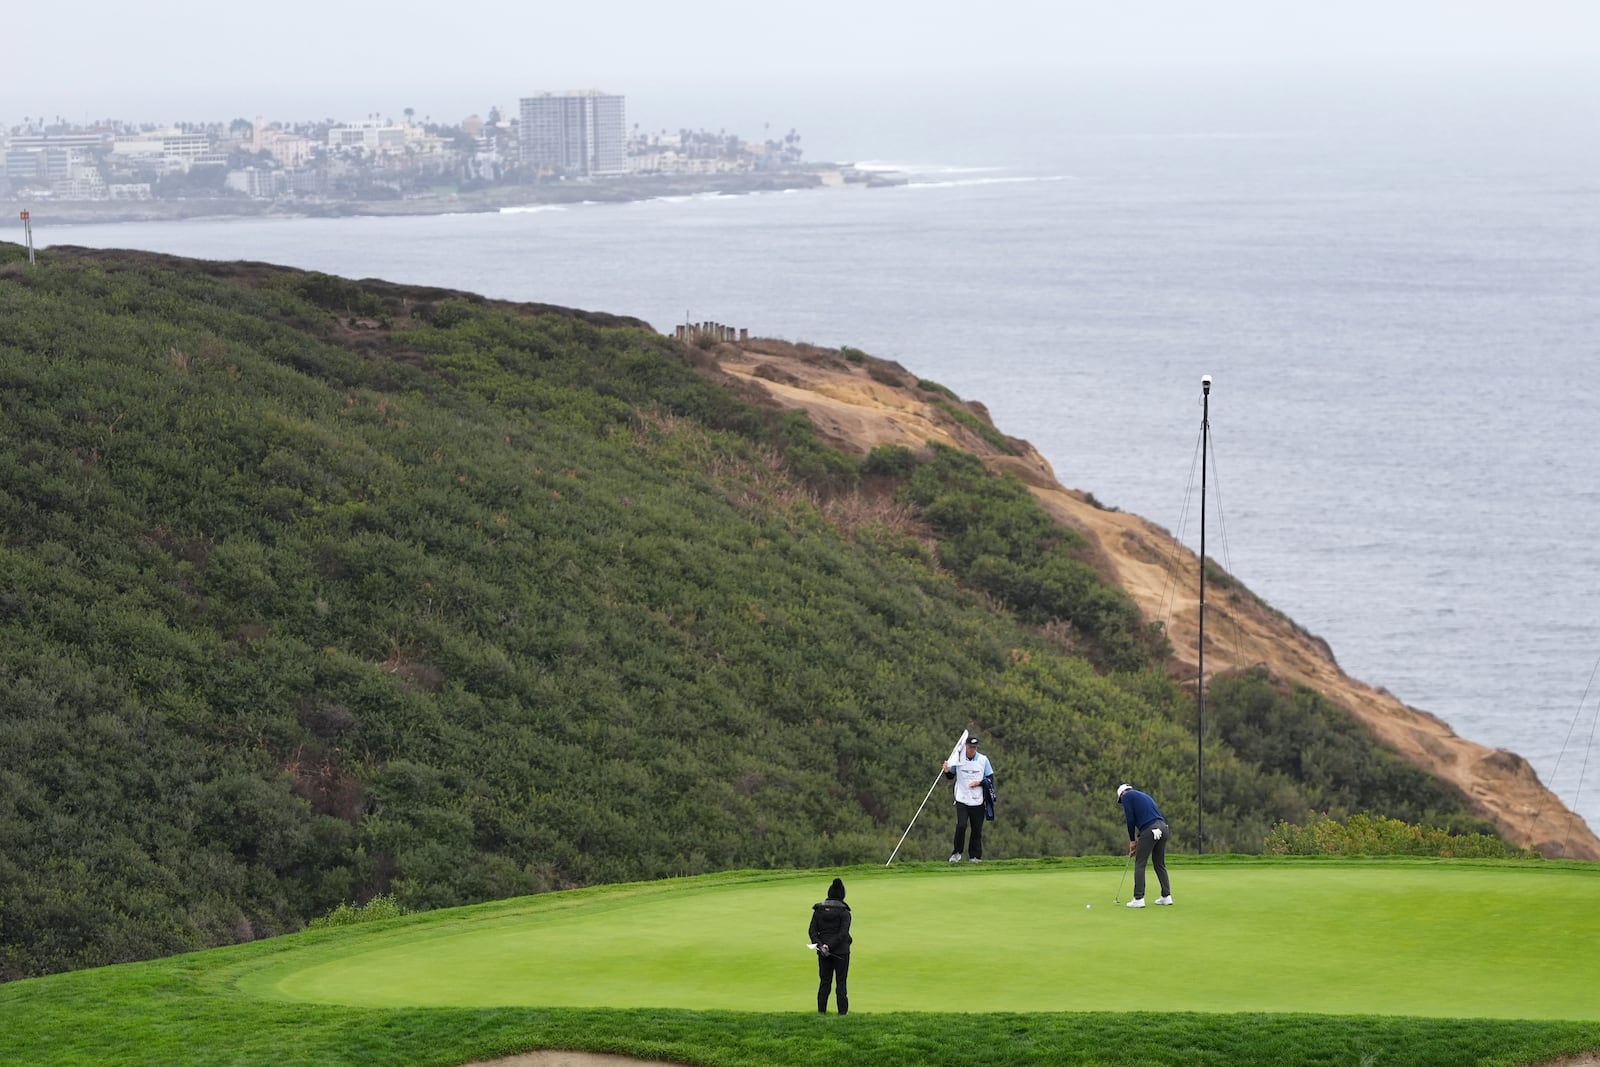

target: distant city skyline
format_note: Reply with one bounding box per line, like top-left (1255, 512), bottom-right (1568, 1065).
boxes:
top-left (8, 2), bottom-right (1599, 162)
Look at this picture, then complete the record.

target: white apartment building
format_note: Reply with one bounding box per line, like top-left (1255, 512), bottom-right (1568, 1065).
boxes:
top-left (6, 131), bottom-right (110, 153)
top-left (3, 146), bottom-right (108, 189)
top-left (55, 158), bottom-right (107, 200)
top-left (518, 91), bottom-right (625, 177)
top-left (327, 121), bottom-right (409, 155)
top-left (225, 166), bottom-right (282, 198)
top-left (110, 138), bottom-right (166, 164)
top-left (110, 131), bottom-right (212, 173)
top-left (163, 134), bottom-right (211, 166)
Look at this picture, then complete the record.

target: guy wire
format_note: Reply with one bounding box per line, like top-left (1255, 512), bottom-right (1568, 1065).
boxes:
top-left (1533, 645), bottom-right (1600, 840)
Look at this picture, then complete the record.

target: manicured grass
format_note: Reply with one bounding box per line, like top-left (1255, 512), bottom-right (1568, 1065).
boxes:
top-left (3, 857), bottom-right (1600, 1067)
top-left (244, 858), bottom-right (1598, 1020)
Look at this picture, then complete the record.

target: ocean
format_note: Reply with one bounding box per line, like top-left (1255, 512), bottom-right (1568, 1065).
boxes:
top-left (34, 90), bottom-right (1600, 833)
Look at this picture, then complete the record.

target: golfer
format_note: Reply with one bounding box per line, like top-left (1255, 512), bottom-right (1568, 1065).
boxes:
top-left (1117, 783), bottom-right (1172, 907)
top-left (943, 735), bottom-right (994, 862)
top-left (808, 877), bottom-right (852, 1015)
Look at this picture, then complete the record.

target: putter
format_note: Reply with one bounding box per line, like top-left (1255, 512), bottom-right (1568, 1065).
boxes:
top-left (1113, 850), bottom-right (1132, 904)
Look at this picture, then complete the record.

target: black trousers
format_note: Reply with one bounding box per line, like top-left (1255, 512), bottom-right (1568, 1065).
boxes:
top-left (817, 952), bottom-right (849, 1014)
top-left (953, 801), bottom-right (986, 859)
top-left (1133, 819), bottom-right (1171, 900)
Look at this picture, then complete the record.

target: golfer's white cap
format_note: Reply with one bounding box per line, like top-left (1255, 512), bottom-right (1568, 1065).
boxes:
top-left (1116, 783), bottom-right (1131, 799)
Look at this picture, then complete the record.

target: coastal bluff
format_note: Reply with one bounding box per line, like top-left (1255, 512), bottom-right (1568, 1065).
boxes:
top-left (706, 334), bottom-right (1600, 861)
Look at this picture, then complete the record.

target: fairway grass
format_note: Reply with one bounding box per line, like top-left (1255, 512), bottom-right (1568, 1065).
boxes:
top-left (5, 856), bottom-right (1600, 1067)
top-left (243, 858), bottom-right (1598, 1020)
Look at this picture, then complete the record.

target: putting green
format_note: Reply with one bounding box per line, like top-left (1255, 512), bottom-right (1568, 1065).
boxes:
top-left (240, 860), bottom-right (1600, 1019)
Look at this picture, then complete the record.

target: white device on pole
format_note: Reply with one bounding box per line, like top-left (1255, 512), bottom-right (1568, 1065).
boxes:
top-left (885, 728), bottom-right (971, 865)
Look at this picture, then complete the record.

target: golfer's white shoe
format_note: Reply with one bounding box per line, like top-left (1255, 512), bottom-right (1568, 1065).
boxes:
top-left (1125, 898), bottom-right (1146, 908)
top-left (949, 853), bottom-right (962, 862)
top-left (1155, 896), bottom-right (1173, 905)
top-left (969, 857), bottom-right (982, 862)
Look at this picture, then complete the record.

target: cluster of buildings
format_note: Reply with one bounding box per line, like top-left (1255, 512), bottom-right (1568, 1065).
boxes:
top-left (2, 91), bottom-right (808, 204)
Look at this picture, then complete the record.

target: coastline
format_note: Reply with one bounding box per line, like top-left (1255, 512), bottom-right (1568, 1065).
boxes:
top-left (12, 167), bottom-right (904, 227)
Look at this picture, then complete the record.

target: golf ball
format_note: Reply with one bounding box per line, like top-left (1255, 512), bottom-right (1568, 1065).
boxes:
top-left (1086, 904), bottom-right (1092, 909)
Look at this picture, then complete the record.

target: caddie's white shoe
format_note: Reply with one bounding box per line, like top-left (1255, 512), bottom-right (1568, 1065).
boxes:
top-left (968, 857), bottom-right (982, 862)
top-left (1125, 898), bottom-right (1146, 908)
top-left (1156, 896), bottom-right (1173, 905)
top-left (948, 853), bottom-right (961, 862)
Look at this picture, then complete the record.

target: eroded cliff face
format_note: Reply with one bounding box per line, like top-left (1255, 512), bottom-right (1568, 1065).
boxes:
top-left (707, 337), bottom-right (1600, 859)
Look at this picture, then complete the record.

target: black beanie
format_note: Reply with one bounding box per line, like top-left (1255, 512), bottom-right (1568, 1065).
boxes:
top-left (827, 877), bottom-right (846, 901)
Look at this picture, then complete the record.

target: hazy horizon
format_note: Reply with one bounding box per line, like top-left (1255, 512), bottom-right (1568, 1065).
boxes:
top-left (7, 3), bottom-right (1600, 163)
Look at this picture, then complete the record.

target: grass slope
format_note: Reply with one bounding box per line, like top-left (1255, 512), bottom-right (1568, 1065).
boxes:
top-left (4, 859), bottom-right (1600, 1067)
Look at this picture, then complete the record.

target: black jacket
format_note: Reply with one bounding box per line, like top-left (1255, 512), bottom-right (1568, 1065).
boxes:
top-left (808, 899), bottom-right (852, 957)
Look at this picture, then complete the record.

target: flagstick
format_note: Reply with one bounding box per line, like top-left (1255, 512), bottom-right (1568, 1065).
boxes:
top-left (885, 770), bottom-right (947, 865)
top-left (885, 729), bottom-right (970, 866)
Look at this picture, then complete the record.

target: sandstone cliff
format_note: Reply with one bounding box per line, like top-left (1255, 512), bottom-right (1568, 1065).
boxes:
top-left (705, 336), bottom-right (1600, 860)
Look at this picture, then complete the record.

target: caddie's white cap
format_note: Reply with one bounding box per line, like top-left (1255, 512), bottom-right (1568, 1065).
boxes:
top-left (1116, 783), bottom-right (1131, 799)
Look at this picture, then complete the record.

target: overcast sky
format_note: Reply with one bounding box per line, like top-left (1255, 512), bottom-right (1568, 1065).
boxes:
top-left (6, 1), bottom-right (1598, 156)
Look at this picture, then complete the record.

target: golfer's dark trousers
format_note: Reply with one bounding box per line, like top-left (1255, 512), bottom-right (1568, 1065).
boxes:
top-left (953, 801), bottom-right (986, 859)
top-left (1133, 819), bottom-right (1171, 900)
top-left (817, 952), bottom-right (849, 1014)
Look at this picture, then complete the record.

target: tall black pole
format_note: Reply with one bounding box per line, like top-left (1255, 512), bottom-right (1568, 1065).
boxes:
top-left (1198, 374), bottom-right (1211, 854)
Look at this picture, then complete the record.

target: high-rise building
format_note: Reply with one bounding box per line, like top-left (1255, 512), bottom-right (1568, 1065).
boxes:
top-left (519, 91), bottom-right (625, 177)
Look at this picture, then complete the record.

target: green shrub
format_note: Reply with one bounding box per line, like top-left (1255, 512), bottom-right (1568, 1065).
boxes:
top-left (422, 298), bottom-right (477, 329)
top-left (1206, 667), bottom-right (1485, 827)
top-left (934, 401), bottom-right (1017, 455)
top-left (777, 410), bottom-right (860, 493)
top-left (280, 271), bottom-right (386, 319)
top-left (862, 444), bottom-right (919, 478)
top-left (306, 894), bottom-right (409, 929)
top-left (1264, 812), bottom-right (1533, 858)
top-left (904, 445), bottom-right (1149, 670)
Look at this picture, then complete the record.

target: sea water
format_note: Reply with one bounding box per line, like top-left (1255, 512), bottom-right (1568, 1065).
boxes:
top-left (36, 93), bottom-right (1600, 833)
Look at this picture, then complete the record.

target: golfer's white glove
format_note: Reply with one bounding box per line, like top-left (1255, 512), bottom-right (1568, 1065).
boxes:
top-left (1152, 827), bottom-right (1163, 840)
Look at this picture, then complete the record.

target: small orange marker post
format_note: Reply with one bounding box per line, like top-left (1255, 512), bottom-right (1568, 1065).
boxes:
top-left (19, 209), bottom-right (35, 264)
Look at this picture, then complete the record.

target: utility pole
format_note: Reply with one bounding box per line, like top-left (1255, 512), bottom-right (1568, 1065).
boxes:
top-left (1197, 374), bottom-right (1211, 854)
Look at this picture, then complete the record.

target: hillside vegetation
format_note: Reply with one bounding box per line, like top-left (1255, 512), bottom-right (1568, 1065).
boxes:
top-left (0, 243), bottom-right (1495, 979)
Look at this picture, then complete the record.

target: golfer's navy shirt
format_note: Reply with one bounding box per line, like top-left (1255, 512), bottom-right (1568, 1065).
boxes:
top-left (1120, 789), bottom-right (1166, 838)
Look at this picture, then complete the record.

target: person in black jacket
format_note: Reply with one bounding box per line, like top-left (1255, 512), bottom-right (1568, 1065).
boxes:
top-left (808, 877), bottom-right (852, 1014)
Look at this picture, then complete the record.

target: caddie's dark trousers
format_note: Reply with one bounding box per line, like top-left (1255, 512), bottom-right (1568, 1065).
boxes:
top-left (817, 952), bottom-right (849, 1014)
top-left (1133, 819), bottom-right (1171, 900)
top-left (953, 801), bottom-right (986, 859)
